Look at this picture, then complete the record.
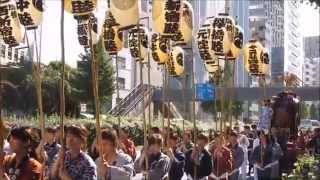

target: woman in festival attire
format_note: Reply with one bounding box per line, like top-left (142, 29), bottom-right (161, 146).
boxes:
top-left (43, 127), bottom-right (61, 179)
top-left (227, 131), bottom-right (244, 180)
top-left (165, 132), bottom-right (185, 180)
top-left (185, 133), bottom-right (212, 180)
top-left (250, 131), bottom-right (281, 180)
top-left (134, 133), bottom-right (171, 180)
top-left (179, 131), bottom-right (194, 153)
top-left (209, 135), bottom-right (232, 180)
top-left (0, 127), bottom-right (43, 180)
top-left (238, 133), bottom-right (249, 180)
top-left (51, 125), bottom-right (97, 180)
top-left (118, 127), bottom-right (137, 161)
top-left (96, 129), bottom-right (134, 180)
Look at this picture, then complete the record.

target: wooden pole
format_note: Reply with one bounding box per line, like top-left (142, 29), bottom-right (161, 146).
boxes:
top-left (59, 0), bottom-right (66, 151)
top-left (88, 20), bottom-right (102, 177)
top-left (162, 65), bottom-right (166, 132)
top-left (190, 40), bottom-right (198, 180)
top-left (137, 22), bottom-right (149, 180)
top-left (115, 53), bottom-right (121, 127)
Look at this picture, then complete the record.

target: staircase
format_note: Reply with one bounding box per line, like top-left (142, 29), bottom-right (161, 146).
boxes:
top-left (108, 84), bottom-right (154, 117)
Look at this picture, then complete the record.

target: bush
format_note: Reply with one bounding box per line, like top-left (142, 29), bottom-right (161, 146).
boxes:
top-left (283, 154), bottom-right (320, 180)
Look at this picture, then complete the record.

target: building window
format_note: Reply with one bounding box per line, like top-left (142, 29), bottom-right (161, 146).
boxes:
top-left (14, 49), bottom-right (19, 62)
top-left (0, 45), bottom-right (5, 58)
top-left (7, 48), bottom-right (12, 60)
top-left (117, 77), bottom-right (125, 89)
top-left (117, 57), bottom-right (126, 69)
top-left (123, 31), bottom-right (129, 48)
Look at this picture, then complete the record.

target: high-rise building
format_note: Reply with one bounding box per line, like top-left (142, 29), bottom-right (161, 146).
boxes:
top-left (283, 1), bottom-right (303, 84)
top-left (303, 57), bottom-right (320, 87)
top-left (303, 36), bottom-right (320, 87)
top-left (231, 0), bottom-right (250, 87)
top-left (246, 0), bottom-right (303, 86)
top-left (304, 36), bottom-right (320, 59)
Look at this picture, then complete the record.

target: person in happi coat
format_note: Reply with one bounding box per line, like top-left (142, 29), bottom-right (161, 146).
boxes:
top-left (134, 133), bottom-right (170, 180)
top-left (270, 136), bottom-right (283, 179)
top-left (165, 132), bottom-right (185, 180)
top-left (51, 125), bottom-right (97, 180)
top-left (309, 128), bottom-right (320, 155)
top-left (43, 127), bottom-right (61, 178)
top-left (179, 131), bottom-right (194, 153)
top-left (238, 134), bottom-right (249, 180)
top-left (185, 133), bottom-right (212, 180)
top-left (250, 131), bottom-right (276, 180)
top-left (227, 131), bottom-right (244, 180)
top-left (0, 127), bottom-right (43, 180)
top-left (209, 135), bottom-right (232, 180)
top-left (96, 129), bottom-right (134, 180)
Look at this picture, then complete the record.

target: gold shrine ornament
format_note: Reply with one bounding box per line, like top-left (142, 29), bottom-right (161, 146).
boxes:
top-left (109, 0), bottom-right (139, 28)
top-left (175, 0), bottom-right (193, 43)
top-left (244, 39), bottom-right (266, 76)
top-left (128, 25), bottom-right (149, 61)
top-left (102, 11), bottom-right (123, 55)
top-left (168, 46), bottom-right (184, 76)
top-left (64, 0), bottom-right (97, 16)
top-left (151, 33), bottom-right (169, 65)
top-left (209, 14), bottom-right (235, 57)
top-left (152, 0), bottom-right (182, 38)
top-left (15, 0), bottom-right (43, 29)
top-left (0, 3), bottom-right (25, 47)
top-left (229, 25), bottom-right (244, 60)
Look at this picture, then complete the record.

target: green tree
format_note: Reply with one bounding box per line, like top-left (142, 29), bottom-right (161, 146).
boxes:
top-left (310, 103), bottom-right (319, 120)
top-left (74, 38), bottom-right (114, 113)
top-left (300, 102), bottom-right (310, 119)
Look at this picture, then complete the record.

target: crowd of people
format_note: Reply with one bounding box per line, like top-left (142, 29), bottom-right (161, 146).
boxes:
top-left (1, 123), bottom-right (320, 180)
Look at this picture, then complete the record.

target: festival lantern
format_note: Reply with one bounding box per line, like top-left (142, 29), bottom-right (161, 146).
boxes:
top-left (64, 0), bottom-right (97, 17)
top-left (0, 2), bottom-right (25, 47)
top-left (75, 13), bottom-right (98, 48)
top-left (229, 25), bottom-right (244, 60)
top-left (109, 0), bottom-right (139, 28)
top-left (174, 0), bottom-right (193, 43)
top-left (209, 13), bottom-right (235, 57)
top-left (151, 33), bottom-right (169, 65)
top-left (102, 11), bottom-right (123, 55)
top-left (261, 48), bottom-right (270, 75)
top-left (197, 21), bottom-right (214, 62)
top-left (128, 25), bottom-right (149, 61)
top-left (168, 46), bottom-right (184, 76)
top-left (244, 39), bottom-right (265, 76)
top-left (14, 0), bottom-right (43, 29)
top-left (152, 0), bottom-right (182, 39)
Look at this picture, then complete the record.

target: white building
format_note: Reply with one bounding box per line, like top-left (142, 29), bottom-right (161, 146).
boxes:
top-left (0, 42), bottom-right (27, 66)
top-left (283, 1), bottom-right (303, 83)
top-left (303, 57), bottom-right (320, 87)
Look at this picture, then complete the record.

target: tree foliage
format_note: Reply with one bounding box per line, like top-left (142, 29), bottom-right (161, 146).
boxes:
top-left (1, 39), bottom-right (114, 117)
top-left (201, 100), bottom-right (244, 119)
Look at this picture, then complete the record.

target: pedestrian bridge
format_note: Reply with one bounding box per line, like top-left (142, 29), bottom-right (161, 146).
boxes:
top-left (152, 86), bottom-right (320, 101)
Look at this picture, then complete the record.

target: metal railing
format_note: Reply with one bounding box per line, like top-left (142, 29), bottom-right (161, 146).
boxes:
top-left (108, 84), bottom-right (154, 117)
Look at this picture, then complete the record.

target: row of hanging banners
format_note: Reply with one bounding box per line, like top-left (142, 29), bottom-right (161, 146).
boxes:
top-left (0, 0), bottom-right (270, 81)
